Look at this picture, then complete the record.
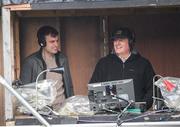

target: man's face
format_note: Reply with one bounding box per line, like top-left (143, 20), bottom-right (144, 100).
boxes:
top-left (113, 38), bottom-right (130, 55)
top-left (44, 34), bottom-right (59, 55)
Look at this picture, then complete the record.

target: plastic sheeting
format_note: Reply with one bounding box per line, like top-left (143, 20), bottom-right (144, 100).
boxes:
top-left (154, 77), bottom-right (180, 111)
top-left (58, 95), bottom-right (94, 116)
top-left (15, 79), bottom-right (57, 114)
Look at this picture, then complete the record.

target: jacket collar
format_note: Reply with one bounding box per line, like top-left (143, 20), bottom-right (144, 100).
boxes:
top-left (37, 48), bottom-right (61, 68)
top-left (109, 52), bottom-right (141, 63)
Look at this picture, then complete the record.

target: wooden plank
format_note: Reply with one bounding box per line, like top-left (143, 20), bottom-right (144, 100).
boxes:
top-left (14, 16), bottom-right (20, 79)
top-left (30, 0), bottom-right (156, 10)
top-left (4, 4), bottom-right (31, 11)
top-left (2, 0), bottom-right (180, 11)
top-left (29, 0), bottom-right (180, 11)
top-left (0, 17), bottom-right (5, 126)
top-left (14, 7), bottom-right (180, 17)
top-left (98, 16), bottom-right (109, 57)
top-left (101, 16), bottom-right (109, 56)
top-left (5, 121), bottom-right (15, 126)
top-left (2, 7), bottom-right (14, 120)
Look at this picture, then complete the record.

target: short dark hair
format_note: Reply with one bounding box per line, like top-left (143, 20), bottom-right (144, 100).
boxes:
top-left (37, 25), bottom-right (58, 47)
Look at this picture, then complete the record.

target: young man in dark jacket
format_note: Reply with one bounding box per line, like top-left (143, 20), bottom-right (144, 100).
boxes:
top-left (20, 25), bottom-right (74, 111)
top-left (90, 27), bottom-right (155, 110)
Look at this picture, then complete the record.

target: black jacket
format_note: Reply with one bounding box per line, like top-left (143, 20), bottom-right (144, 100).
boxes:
top-left (20, 48), bottom-right (74, 98)
top-left (90, 53), bottom-right (155, 109)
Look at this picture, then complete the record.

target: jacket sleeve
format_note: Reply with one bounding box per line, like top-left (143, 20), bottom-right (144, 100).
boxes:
top-left (89, 60), bottom-right (104, 83)
top-left (143, 60), bottom-right (155, 109)
top-left (20, 58), bottom-right (33, 85)
top-left (63, 56), bottom-right (74, 97)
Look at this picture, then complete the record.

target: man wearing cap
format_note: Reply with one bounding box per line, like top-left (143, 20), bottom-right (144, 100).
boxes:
top-left (89, 27), bottom-right (155, 110)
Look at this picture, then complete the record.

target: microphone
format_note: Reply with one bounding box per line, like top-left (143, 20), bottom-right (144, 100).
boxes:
top-left (113, 95), bottom-right (130, 104)
top-left (48, 67), bottom-right (64, 73)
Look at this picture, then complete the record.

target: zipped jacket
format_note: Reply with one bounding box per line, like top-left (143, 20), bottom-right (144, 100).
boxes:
top-left (20, 48), bottom-right (74, 98)
top-left (90, 52), bottom-right (155, 109)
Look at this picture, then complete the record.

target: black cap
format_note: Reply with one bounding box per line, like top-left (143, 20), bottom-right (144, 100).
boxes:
top-left (111, 27), bottom-right (133, 42)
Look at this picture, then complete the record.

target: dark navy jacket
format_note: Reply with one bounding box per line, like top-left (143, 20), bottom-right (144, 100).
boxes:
top-left (90, 53), bottom-right (155, 109)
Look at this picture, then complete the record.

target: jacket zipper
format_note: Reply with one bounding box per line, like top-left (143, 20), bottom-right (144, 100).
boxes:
top-left (122, 63), bottom-right (125, 78)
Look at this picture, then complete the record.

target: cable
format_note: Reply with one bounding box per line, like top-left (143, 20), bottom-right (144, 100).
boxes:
top-left (110, 92), bottom-right (134, 126)
top-left (77, 119), bottom-right (116, 123)
top-left (152, 96), bottom-right (164, 102)
top-left (35, 69), bottom-right (50, 110)
top-left (112, 91), bottom-right (134, 126)
top-left (102, 108), bottom-right (119, 114)
top-left (152, 75), bottom-right (163, 110)
top-left (116, 108), bottom-right (174, 127)
top-left (112, 94), bottom-right (130, 104)
top-left (35, 67), bottom-right (64, 110)
top-left (116, 100), bottom-right (133, 126)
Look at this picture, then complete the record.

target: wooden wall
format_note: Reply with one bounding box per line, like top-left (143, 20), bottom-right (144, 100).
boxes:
top-left (19, 12), bottom-right (180, 96)
top-left (109, 13), bottom-right (180, 77)
top-left (60, 17), bottom-right (101, 95)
